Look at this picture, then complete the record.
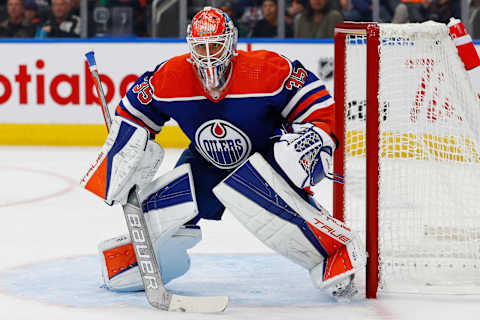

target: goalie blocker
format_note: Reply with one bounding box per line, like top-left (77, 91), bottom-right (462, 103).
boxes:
top-left (80, 116), bottom-right (164, 206)
top-left (213, 153), bottom-right (366, 297)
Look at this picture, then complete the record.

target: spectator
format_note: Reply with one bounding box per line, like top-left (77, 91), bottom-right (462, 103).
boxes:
top-left (0, 0), bottom-right (36, 37)
top-left (427, 0), bottom-right (460, 23)
top-left (0, 1), bottom-right (7, 22)
top-left (107, 0), bottom-right (148, 37)
top-left (339, 0), bottom-right (351, 14)
top-left (471, 0), bottom-right (480, 39)
top-left (239, 0), bottom-right (263, 32)
top-left (393, 0), bottom-right (428, 23)
top-left (295, 0), bottom-right (342, 38)
top-left (251, 0), bottom-right (293, 37)
top-left (69, 0), bottom-right (79, 15)
top-left (24, 0), bottom-right (40, 31)
top-left (39, 0), bottom-right (80, 37)
top-left (379, 0), bottom-right (400, 22)
top-left (286, 0), bottom-right (306, 22)
top-left (235, 0), bottom-right (258, 17)
top-left (342, 0), bottom-right (372, 21)
top-left (29, 0), bottom-right (50, 23)
top-left (393, 0), bottom-right (459, 24)
top-left (285, 0), bottom-right (305, 29)
top-left (219, 1), bottom-right (250, 37)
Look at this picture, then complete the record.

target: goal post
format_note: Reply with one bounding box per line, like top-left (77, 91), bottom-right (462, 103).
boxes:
top-left (334, 22), bottom-right (381, 299)
top-left (333, 21), bottom-right (480, 298)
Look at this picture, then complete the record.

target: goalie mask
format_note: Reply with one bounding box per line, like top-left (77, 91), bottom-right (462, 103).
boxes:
top-left (187, 7), bottom-right (238, 97)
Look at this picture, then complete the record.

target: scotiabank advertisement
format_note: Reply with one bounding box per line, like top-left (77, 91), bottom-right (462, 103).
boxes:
top-left (0, 41), bottom-right (334, 124)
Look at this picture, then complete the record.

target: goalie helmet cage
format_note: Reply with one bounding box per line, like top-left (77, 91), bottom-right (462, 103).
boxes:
top-left (333, 21), bottom-right (480, 298)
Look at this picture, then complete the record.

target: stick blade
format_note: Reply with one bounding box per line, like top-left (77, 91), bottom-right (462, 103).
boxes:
top-left (168, 295), bottom-right (229, 313)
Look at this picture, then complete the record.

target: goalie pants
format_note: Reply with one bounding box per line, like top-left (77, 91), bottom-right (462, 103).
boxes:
top-left (176, 144), bottom-right (310, 224)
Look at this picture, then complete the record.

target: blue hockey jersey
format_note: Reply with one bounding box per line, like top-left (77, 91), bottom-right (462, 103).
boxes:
top-left (116, 50), bottom-right (334, 170)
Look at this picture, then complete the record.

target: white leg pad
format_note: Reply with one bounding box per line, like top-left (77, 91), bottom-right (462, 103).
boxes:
top-left (99, 164), bottom-right (200, 292)
top-left (214, 183), bottom-right (324, 270)
top-left (99, 226), bottom-right (201, 292)
top-left (139, 163), bottom-right (198, 242)
top-left (213, 153), bottom-right (366, 289)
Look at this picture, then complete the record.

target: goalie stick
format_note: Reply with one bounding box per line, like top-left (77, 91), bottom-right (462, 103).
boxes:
top-left (84, 51), bottom-right (229, 313)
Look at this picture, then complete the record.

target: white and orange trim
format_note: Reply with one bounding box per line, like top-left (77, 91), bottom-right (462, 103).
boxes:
top-left (281, 80), bottom-right (325, 118)
top-left (120, 96), bottom-right (163, 133)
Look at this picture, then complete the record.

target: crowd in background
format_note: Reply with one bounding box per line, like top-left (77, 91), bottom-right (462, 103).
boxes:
top-left (0, 0), bottom-right (477, 39)
top-left (0, 0), bottom-right (82, 37)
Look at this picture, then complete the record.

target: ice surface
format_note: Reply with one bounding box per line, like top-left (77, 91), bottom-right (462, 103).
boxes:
top-left (0, 146), bottom-right (479, 320)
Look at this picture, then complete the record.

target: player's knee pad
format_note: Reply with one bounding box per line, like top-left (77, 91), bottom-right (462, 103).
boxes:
top-left (139, 163), bottom-right (199, 242)
top-left (98, 163), bottom-right (200, 292)
top-left (213, 153), bottom-right (366, 289)
top-left (98, 225), bottom-right (201, 292)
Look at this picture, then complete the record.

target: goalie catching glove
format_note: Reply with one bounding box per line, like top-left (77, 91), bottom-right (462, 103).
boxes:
top-left (80, 116), bottom-right (164, 205)
top-left (274, 122), bottom-right (341, 189)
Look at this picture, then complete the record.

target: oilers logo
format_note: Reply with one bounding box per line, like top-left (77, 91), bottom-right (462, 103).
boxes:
top-left (195, 119), bottom-right (252, 169)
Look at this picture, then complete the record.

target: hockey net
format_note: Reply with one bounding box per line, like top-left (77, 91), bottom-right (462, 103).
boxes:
top-left (333, 21), bottom-right (480, 298)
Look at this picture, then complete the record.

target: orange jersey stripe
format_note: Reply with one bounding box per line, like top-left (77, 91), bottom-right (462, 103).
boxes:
top-left (116, 105), bottom-right (158, 136)
top-left (302, 103), bottom-right (335, 133)
top-left (287, 90), bottom-right (329, 122)
top-left (310, 121), bottom-right (332, 137)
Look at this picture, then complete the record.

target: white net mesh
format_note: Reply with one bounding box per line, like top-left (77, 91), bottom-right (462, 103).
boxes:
top-left (343, 22), bottom-right (480, 294)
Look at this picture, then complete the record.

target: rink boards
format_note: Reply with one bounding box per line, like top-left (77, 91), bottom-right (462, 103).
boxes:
top-left (0, 40), bottom-right (334, 147)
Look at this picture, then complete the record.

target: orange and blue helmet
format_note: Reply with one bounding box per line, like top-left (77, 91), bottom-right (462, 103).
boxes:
top-left (187, 7), bottom-right (238, 97)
